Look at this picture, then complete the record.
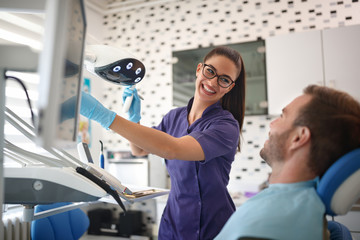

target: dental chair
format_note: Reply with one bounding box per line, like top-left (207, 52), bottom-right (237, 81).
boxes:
top-left (317, 148), bottom-right (360, 240)
top-left (30, 202), bottom-right (89, 240)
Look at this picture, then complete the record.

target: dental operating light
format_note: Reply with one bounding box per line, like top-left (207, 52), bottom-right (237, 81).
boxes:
top-left (84, 44), bottom-right (146, 86)
top-left (84, 44), bottom-right (146, 112)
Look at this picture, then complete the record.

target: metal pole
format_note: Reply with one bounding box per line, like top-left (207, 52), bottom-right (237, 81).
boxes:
top-left (0, 67), bottom-right (6, 239)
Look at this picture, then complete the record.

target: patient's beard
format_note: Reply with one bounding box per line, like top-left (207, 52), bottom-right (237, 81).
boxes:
top-left (260, 129), bottom-right (291, 166)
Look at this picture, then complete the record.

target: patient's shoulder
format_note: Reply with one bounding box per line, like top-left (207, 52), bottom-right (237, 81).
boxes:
top-left (238, 238), bottom-right (272, 240)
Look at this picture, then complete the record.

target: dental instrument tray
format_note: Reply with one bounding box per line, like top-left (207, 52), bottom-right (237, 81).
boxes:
top-left (100, 185), bottom-right (170, 204)
top-left (123, 189), bottom-right (165, 199)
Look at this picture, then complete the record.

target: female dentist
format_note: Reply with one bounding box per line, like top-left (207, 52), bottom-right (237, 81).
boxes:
top-left (80, 46), bottom-right (246, 239)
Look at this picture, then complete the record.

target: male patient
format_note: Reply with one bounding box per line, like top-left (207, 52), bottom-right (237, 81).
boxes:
top-left (215, 85), bottom-right (360, 240)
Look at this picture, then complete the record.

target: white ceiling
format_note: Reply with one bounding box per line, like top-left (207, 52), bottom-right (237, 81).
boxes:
top-left (86, 0), bottom-right (175, 14)
top-left (0, 0), bottom-right (176, 49)
top-left (0, 11), bottom-right (44, 50)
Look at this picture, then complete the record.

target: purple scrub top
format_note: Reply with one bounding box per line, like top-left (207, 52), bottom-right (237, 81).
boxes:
top-left (153, 98), bottom-right (239, 240)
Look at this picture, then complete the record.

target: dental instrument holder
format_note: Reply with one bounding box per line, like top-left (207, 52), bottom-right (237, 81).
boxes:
top-left (77, 142), bottom-right (133, 194)
top-left (84, 45), bottom-right (145, 113)
top-left (76, 142), bottom-right (129, 212)
top-left (99, 140), bottom-right (105, 169)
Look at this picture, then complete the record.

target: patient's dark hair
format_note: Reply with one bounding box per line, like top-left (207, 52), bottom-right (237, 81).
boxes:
top-left (294, 85), bottom-right (360, 177)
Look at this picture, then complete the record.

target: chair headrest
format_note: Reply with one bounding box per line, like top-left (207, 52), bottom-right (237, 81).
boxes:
top-left (317, 148), bottom-right (360, 216)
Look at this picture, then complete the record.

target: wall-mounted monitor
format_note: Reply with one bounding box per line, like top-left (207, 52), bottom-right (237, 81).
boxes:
top-left (36, 0), bottom-right (86, 149)
top-left (172, 40), bottom-right (268, 115)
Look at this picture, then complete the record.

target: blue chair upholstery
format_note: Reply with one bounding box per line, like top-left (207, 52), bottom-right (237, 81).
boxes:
top-left (327, 221), bottom-right (353, 240)
top-left (317, 148), bottom-right (360, 240)
top-left (317, 148), bottom-right (360, 216)
top-left (31, 202), bottom-right (90, 240)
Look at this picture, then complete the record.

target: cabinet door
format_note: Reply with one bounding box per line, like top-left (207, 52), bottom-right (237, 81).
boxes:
top-left (322, 24), bottom-right (360, 102)
top-left (266, 30), bottom-right (324, 115)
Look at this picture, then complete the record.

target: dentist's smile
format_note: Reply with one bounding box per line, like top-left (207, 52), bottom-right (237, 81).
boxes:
top-left (202, 84), bottom-right (216, 94)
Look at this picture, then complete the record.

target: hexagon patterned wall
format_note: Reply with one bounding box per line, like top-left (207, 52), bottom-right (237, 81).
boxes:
top-left (98, 0), bottom-right (360, 193)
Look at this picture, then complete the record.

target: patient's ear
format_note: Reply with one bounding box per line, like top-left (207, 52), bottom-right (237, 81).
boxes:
top-left (289, 126), bottom-right (310, 150)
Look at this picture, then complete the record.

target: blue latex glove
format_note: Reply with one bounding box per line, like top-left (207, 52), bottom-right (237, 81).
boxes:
top-left (122, 86), bottom-right (141, 123)
top-left (80, 91), bottom-right (116, 129)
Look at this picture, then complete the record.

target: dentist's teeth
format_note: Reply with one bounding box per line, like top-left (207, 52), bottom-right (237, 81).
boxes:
top-left (204, 85), bottom-right (215, 93)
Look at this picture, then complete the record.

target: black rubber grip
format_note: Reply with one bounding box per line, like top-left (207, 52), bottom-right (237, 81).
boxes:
top-left (76, 167), bottom-right (126, 213)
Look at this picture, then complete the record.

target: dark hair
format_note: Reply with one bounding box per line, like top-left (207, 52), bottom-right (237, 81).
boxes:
top-left (204, 46), bottom-right (246, 151)
top-left (294, 85), bottom-right (360, 176)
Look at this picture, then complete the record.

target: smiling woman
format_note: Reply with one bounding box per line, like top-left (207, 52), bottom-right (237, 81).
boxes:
top-left (77, 45), bottom-right (247, 239)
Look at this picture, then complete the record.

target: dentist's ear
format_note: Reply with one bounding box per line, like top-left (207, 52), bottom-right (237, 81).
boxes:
top-left (290, 126), bottom-right (311, 150)
top-left (227, 83), bottom-right (235, 92)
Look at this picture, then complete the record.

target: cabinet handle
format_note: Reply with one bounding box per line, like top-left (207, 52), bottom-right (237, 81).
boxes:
top-left (316, 81), bottom-right (324, 86)
top-left (328, 80), bottom-right (336, 88)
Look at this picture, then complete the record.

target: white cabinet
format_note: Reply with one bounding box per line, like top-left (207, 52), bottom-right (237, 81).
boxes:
top-left (266, 24), bottom-right (360, 115)
top-left (107, 158), bottom-right (149, 186)
top-left (106, 151), bottom-right (149, 186)
top-left (322, 24), bottom-right (360, 103)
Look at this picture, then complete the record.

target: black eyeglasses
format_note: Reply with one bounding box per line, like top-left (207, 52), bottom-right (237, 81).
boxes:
top-left (202, 63), bottom-right (235, 88)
